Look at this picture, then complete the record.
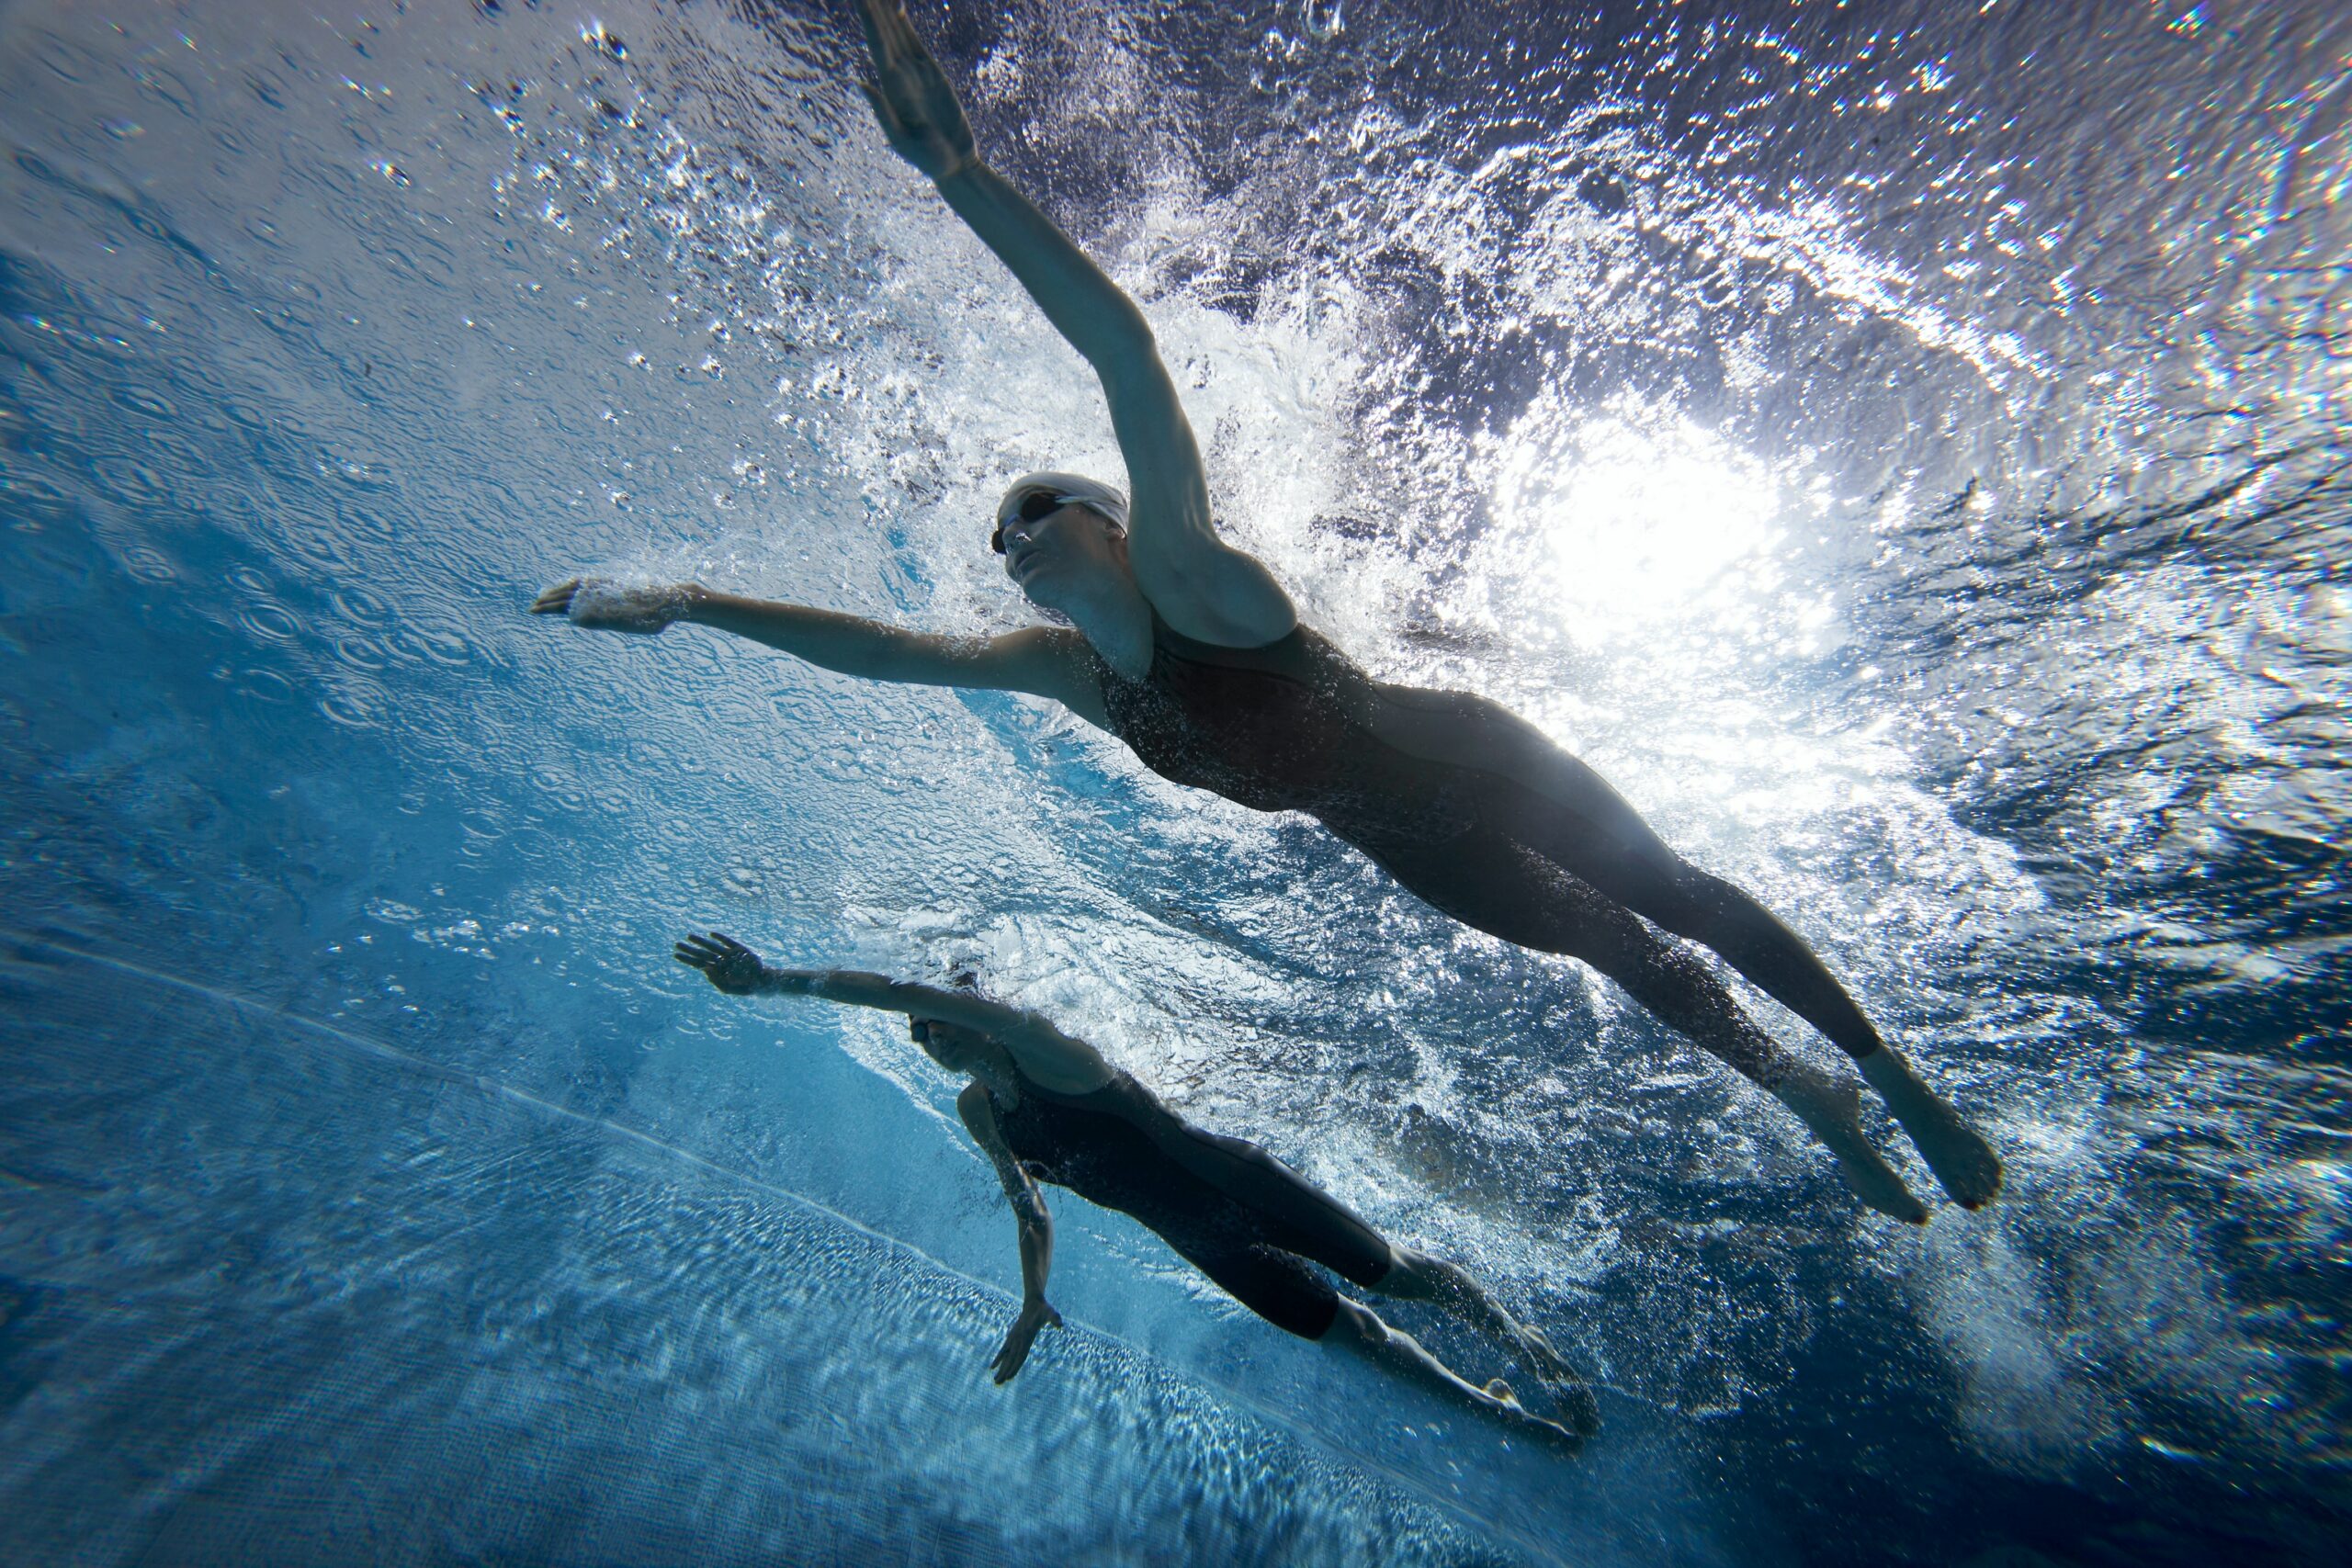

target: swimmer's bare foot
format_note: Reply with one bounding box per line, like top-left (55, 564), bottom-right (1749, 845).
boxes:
top-left (1860, 1045), bottom-right (2004, 1210)
top-left (1547, 1375), bottom-right (1601, 1438)
top-left (1511, 1320), bottom-right (1577, 1388)
top-left (1386, 1249), bottom-right (1600, 1421)
top-left (1771, 1061), bottom-right (1930, 1224)
top-left (1506, 1320), bottom-right (1599, 1432)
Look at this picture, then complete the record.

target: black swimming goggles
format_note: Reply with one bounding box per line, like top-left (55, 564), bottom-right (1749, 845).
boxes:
top-left (990, 489), bottom-right (1069, 555)
top-left (990, 490), bottom-right (1127, 554)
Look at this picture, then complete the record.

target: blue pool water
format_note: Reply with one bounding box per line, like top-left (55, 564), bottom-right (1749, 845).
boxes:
top-left (1, 1), bottom-right (2345, 1562)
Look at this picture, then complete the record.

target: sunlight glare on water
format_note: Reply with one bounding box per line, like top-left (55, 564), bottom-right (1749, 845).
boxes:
top-left (1497, 406), bottom-right (1788, 637)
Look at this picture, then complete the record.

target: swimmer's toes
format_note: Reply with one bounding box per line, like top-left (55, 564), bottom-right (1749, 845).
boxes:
top-left (1526, 1412), bottom-right (1588, 1457)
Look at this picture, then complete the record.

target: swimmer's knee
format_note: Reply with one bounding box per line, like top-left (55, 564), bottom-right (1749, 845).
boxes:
top-left (1374, 1244), bottom-right (1454, 1302)
top-left (1673, 867), bottom-right (1804, 953)
top-left (1615, 855), bottom-right (1724, 938)
top-left (1319, 1295), bottom-right (1386, 1346)
top-left (1373, 1243), bottom-right (1428, 1296)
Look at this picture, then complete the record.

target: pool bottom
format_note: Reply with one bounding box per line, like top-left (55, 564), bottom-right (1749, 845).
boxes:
top-left (0, 937), bottom-right (1520, 1568)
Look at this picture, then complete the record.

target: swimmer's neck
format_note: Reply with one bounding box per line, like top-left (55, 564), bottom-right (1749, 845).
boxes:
top-left (1057, 575), bottom-right (1154, 681)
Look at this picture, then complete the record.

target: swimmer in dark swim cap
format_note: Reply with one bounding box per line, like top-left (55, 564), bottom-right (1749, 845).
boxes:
top-left (536, 1), bottom-right (2001, 1224)
top-left (673, 929), bottom-right (1597, 1453)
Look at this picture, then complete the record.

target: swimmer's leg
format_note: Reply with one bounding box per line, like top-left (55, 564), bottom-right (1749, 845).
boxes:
top-left (1375, 1246), bottom-right (1600, 1436)
top-left (1153, 1122), bottom-right (1606, 1423)
top-left (1548, 828), bottom-right (2005, 1207)
top-left (1599, 853), bottom-right (1889, 1057)
top-left (1373, 682), bottom-right (1906, 1058)
top-left (1371, 690), bottom-right (2004, 1209)
top-left (1364, 831), bottom-right (1928, 1224)
top-left (1321, 1297), bottom-right (1588, 1455)
top-left (1487, 766), bottom-right (1892, 1058)
top-left (1168, 1233), bottom-right (1583, 1450)
top-left (1511, 818), bottom-right (2003, 1208)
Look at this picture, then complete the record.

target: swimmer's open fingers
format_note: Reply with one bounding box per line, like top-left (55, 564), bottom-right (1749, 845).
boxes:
top-left (675, 931), bottom-right (763, 993)
top-left (708, 931), bottom-right (762, 971)
top-left (853, 0), bottom-right (924, 71)
top-left (852, 0), bottom-right (902, 67)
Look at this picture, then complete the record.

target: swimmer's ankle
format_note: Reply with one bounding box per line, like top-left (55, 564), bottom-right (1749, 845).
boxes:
top-left (1771, 1061), bottom-right (1930, 1225)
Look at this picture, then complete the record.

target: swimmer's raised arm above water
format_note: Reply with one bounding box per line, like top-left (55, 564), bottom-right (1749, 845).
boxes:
top-left (536, 0), bottom-right (2003, 1224)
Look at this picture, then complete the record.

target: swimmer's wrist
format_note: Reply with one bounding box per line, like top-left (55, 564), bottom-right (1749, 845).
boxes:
top-left (932, 155), bottom-right (989, 190)
top-left (760, 966), bottom-right (820, 997)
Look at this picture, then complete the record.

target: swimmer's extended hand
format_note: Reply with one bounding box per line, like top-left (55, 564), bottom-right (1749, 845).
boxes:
top-left (531, 578), bottom-right (696, 635)
top-left (989, 1296), bottom-right (1061, 1385)
top-left (674, 931), bottom-right (770, 995)
top-left (852, 0), bottom-right (979, 183)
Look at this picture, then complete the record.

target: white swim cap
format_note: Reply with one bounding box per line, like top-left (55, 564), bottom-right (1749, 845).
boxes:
top-left (995, 471), bottom-right (1130, 545)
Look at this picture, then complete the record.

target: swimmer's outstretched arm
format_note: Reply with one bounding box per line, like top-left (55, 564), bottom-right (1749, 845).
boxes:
top-left (850, 0), bottom-right (1294, 645)
top-left (676, 931), bottom-right (1067, 1381)
top-left (956, 1080), bottom-right (1064, 1383)
top-left (529, 581), bottom-right (1109, 719)
top-left (673, 931), bottom-right (1116, 1095)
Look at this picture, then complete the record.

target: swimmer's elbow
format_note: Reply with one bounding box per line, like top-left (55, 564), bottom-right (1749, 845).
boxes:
top-left (1113, 300), bottom-right (1157, 356)
top-left (1084, 301), bottom-right (1165, 386)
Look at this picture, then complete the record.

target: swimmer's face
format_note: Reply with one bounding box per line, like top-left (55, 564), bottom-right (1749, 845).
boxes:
top-left (996, 500), bottom-right (1129, 612)
top-left (910, 1016), bottom-right (988, 1073)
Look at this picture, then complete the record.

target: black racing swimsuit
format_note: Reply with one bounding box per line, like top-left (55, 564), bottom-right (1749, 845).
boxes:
top-left (1087, 613), bottom-right (1646, 936)
top-left (987, 1067), bottom-right (1392, 1340)
top-left (1091, 615), bottom-right (1484, 853)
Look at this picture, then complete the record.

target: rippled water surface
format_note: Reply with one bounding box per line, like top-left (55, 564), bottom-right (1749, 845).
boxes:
top-left (2, 1), bottom-right (2346, 1563)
